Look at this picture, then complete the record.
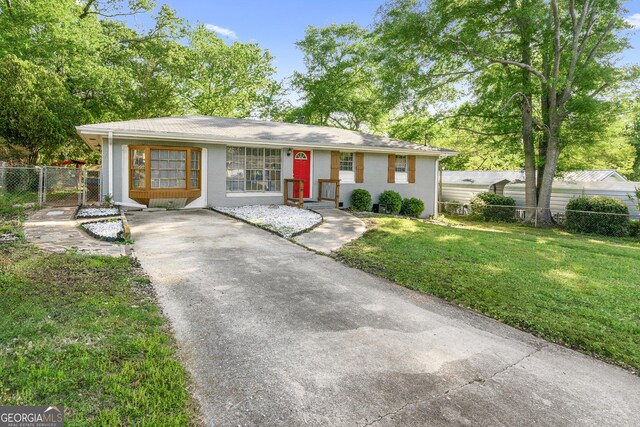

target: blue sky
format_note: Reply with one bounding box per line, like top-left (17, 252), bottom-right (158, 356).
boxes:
top-left (128, 0), bottom-right (640, 88)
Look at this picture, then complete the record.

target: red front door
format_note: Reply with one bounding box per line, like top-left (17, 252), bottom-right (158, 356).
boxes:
top-left (293, 150), bottom-right (311, 198)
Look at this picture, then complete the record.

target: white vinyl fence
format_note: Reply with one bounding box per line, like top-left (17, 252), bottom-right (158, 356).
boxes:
top-left (441, 181), bottom-right (640, 220)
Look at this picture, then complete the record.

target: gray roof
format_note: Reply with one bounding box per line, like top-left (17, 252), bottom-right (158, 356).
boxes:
top-left (443, 169), bottom-right (627, 186)
top-left (442, 170), bottom-right (526, 186)
top-left (76, 115), bottom-right (456, 156)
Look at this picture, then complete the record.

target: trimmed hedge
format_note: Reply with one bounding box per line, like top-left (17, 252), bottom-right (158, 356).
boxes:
top-left (378, 190), bottom-right (402, 214)
top-left (350, 189), bottom-right (372, 212)
top-left (565, 196), bottom-right (629, 237)
top-left (470, 192), bottom-right (516, 222)
top-left (401, 197), bottom-right (425, 217)
top-left (630, 220), bottom-right (639, 238)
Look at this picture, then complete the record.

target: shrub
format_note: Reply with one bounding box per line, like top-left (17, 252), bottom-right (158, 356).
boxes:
top-left (629, 220), bottom-right (639, 238)
top-left (470, 192), bottom-right (516, 222)
top-left (5, 168), bottom-right (39, 193)
top-left (401, 197), bottom-right (425, 217)
top-left (565, 196), bottom-right (629, 237)
top-left (378, 190), bottom-right (402, 214)
top-left (350, 189), bottom-right (372, 212)
top-left (443, 200), bottom-right (462, 215)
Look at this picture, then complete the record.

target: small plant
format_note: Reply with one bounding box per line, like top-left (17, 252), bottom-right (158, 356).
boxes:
top-left (470, 192), bottom-right (516, 222)
top-left (378, 190), bottom-right (402, 214)
top-left (401, 197), bottom-right (425, 217)
top-left (565, 196), bottom-right (629, 237)
top-left (350, 189), bottom-right (372, 212)
top-left (104, 193), bottom-right (114, 206)
top-left (443, 200), bottom-right (462, 215)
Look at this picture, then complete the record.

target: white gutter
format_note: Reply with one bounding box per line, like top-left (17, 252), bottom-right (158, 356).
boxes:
top-left (108, 131), bottom-right (113, 197)
top-left (76, 128), bottom-right (458, 158)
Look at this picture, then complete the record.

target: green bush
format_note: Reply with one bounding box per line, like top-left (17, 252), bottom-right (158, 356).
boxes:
top-left (630, 220), bottom-right (639, 238)
top-left (350, 189), bottom-right (372, 212)
top-left (378, 190), bottom-right (402, 214)
top-left (5, 168), bottom-right (39, 193)
top-left (443, 200), bottom-right (462, 215)
top-left (401, 197), bottom-right (425, 217)
top-left (470, 192), bottom-right (516, 222)
top-left (565, 196), bottom-right (629, 237)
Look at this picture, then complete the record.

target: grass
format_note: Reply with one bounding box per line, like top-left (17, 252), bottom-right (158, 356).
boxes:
top-left (337, 216), bottom-right (640, 372)
top-left (0, 218), bottom-right (199, 425)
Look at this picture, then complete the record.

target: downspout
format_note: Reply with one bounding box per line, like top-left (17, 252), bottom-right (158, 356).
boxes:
top-left (108, 131), bottom-right (113, 198)
top-left (433, 157), bottom-right (440, 219)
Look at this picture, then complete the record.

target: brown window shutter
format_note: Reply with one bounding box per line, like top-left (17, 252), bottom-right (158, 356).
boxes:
top-left (355, 152), bottom-right (364, 183)
top-left (387, 154), bottom-right (396, 183)
top-left (330, 151), bottom-right (340, 180)
top-left (408, 155), bottom-right (416, 183)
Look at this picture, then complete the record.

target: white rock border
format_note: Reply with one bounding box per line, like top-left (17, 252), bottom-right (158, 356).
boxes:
top-left (80, 219), bottom-right (125, 242)
top-left (76, 207), bottom-right (120, 218)
top-left (213, 205), bottom-right (322, 238)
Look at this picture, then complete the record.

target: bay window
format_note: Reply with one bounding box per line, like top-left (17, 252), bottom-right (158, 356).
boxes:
top-left (128, 145), bottom-right (201, 205)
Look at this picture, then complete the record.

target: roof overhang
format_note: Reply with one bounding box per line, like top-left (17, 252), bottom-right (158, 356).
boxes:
top-left (76, 127), bottom-right (458, 158)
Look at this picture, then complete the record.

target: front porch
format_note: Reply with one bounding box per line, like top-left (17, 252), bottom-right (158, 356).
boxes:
top-left (284, 178), bottom-right (341, 209)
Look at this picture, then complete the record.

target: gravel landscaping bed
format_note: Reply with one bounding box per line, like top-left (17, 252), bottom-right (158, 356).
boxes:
top-left (76, 207), bottom-right (120, 218)
top-left (213, 205), bottom-right (322, 237)
top-left (81, 219), bottom-right (125, 242)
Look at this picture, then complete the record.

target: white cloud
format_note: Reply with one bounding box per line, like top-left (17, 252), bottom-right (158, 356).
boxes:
top-left (626, 13), bottom-right (640, 28)
top-left (204, 24), bottom-right (237, 39)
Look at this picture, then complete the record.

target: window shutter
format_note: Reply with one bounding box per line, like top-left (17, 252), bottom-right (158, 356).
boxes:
top-left (408, 155), bottom-right (416, 183)
top-left (387, 154), bottom-right (396, 183)
top-left (355, 152), bottom-right (364, 183)
top-left (330, 151), bottom-right (340, 180)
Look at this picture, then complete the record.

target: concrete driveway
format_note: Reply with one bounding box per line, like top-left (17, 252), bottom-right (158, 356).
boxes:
top-left (128, 210), bottom-right (639, 426)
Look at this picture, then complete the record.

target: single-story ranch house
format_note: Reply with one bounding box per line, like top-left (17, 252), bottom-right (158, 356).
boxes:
top-left (76, 115), bottom-right (456, 217)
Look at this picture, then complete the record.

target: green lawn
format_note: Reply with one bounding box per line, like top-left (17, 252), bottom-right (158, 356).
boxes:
top-left (0, 217), bottom-right (199, 425)
top-left (337, 217), bottom-right (640, 371)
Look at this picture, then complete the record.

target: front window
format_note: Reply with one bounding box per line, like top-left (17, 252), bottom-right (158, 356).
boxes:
top-left (226, 147), bottom-right (282, 192)
top-left (339, 152), bottom-right (355, 183)
top-left (151, 149), bottom-right (186, 189)
top-left (395, 155), bottom-right (408, 183)
top-left (129, 146), bottom-right (200, 191)
top-left (130, 149), bottom-right (146, 189)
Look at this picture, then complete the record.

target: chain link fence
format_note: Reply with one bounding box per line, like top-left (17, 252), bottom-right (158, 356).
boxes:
top-left (0, 166), bottom-right (101, 207)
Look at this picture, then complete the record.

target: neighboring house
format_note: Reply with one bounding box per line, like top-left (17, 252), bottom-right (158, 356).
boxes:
top-left (441, 169), bottom-right (639, 219)
top-left (442, 169), bottom-right (629, 202)
top-left (76, 115), bottom-right (456, 217)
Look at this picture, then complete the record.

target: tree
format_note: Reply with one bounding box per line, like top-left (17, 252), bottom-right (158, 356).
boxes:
top-left (375, 0), bottom-right (635, 224)
top-left (0, 55), bottom-right (88, 163)
top-left (291, 23), bottom-right (388, 131)
top-left (181, 25), bottom-right (281, 118)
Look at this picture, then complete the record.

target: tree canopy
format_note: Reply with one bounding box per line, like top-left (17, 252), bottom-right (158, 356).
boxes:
top-left (0, 0), bottom-right (281, 163)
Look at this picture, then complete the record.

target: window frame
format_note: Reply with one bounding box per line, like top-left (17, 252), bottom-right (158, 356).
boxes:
top-left (128, 145), bottom-right (201, 192)
top-left (339, 152), bottom-right (355, 183)
top-left (225, 146), bottom-right (283, 194)
top-left (395, 155), bottom-right (408, 184)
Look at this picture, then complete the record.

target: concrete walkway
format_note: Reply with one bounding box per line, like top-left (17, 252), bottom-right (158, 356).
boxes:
top-left (23, 207), bottom-right (125, 256)
top-left (294, 208), bottom-right (366, 253)
top-left (129, 210), bottom-right (639, 427)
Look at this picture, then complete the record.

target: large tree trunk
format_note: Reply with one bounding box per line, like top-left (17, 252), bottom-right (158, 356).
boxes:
top-left (516, 2), bottom-right (537, 223)
top-left (536, 113), bottom-right (561, 225)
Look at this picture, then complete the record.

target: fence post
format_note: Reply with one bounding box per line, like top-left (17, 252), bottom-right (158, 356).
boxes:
top-left (534, 207), bottom-right (538, 228)
top-left (38, 167), bottom-right (44, 205)
top-left (82, 169), bottom-right (87, 205)
top-left (39, 167), bottom-right (47, 205)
